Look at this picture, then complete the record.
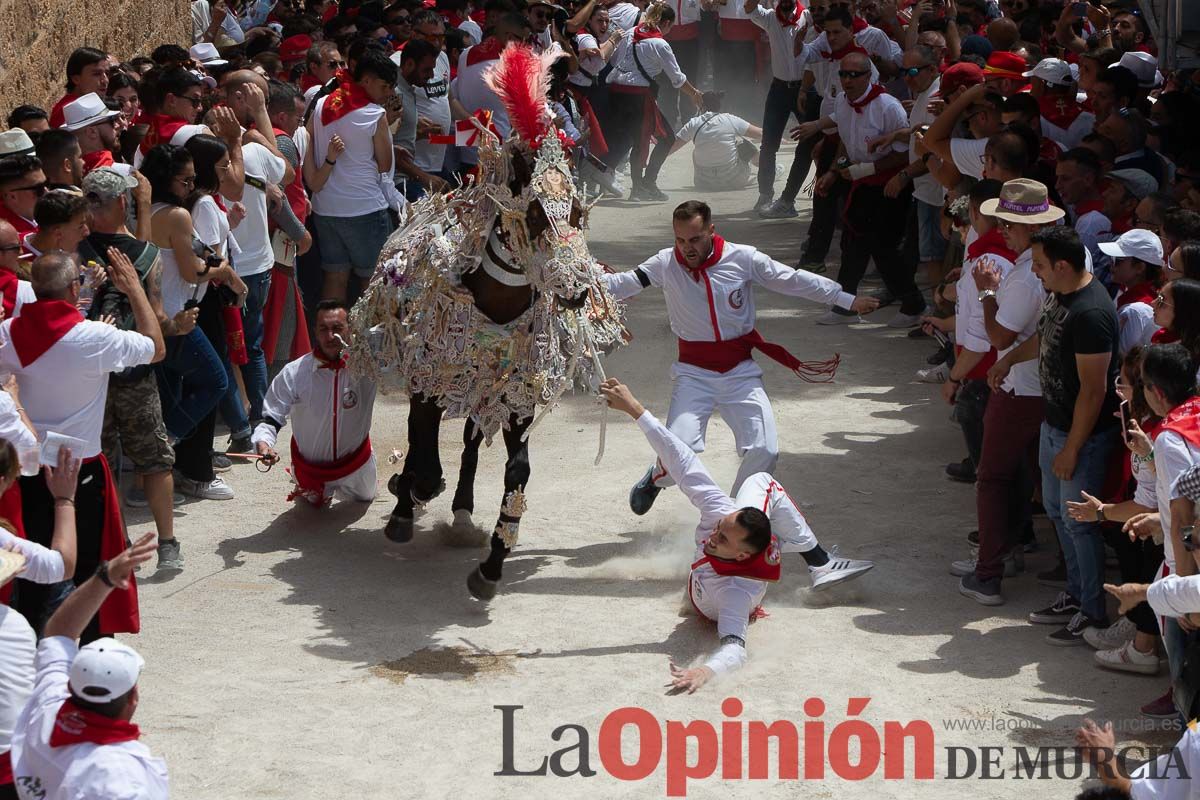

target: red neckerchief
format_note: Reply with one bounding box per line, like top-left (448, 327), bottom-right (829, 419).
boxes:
top-left (692, 534), bottom-right (782, 582)
top-left (137, 113), bottom-right (188, 156)
top-left (852, 16), bottom-right (868, 32)
top-left (1152, 327), bottom-right (1180, 344)
top-left (822, 39), bottom-right (867, 60)
top-left (0, 269), bottom-right (19, 318)
top-left (320, 69), bottom-right (373, 125)
top-left (312, 345), bottom-right (347, 370)
top-left (1038, 94), bottom-right (1084, 131)
top-left (9, 299), bottom-right (83, 367)
top-left (634, 24), bottom-right (664, 41)
top-left (674, 235), bottom-right (725, 282)
top-left (847, 83), bottom-right (886, 114)
top-left (49, 699), bottom-right (141, 748)
top-left (465, 36), bottom-right (505, 67)
top-left (1162, 397), bottom-right (1200, 449)
top-left (1074, 198), bottom-right (1105, 217)
top-left (966, 226), bottom-right (1017, 263)
top-left (1116, 281), bottom-right (1157, 309)
top-left (81, 149), bottom-right (115, 174)
top-left (0, 204), bottom-right (36, 237)
top-left (775, 2), bottom-right (803, 27)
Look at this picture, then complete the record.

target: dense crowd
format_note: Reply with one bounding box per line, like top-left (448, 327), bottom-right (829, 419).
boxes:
top-left (0, 0), bottom-right (1196, 795)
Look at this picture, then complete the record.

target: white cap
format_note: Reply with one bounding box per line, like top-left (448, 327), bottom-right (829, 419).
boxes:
top-left (69, 638), bottom-right (145, 702)
top-left (1098, 228), bottom-right (1165, 267)
top-left (1112, 51), bottom-right (1163, 89)
top-left (189, 42), bottom-right (228, 67)
top-left (1023, 58), bottom-right (1073, 87)
top-left (60, 93), bottom-right (123, 132)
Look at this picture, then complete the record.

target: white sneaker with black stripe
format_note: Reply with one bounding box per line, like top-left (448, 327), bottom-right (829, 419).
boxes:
top-left (809, 547), bottom-right (874, 591)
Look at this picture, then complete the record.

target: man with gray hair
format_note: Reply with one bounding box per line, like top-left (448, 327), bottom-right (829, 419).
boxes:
top-left (1, 250), bottom-right (164, 640)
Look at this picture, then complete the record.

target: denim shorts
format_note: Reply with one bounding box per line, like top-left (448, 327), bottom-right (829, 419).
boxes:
top-left (313, 209), bottom-right (394, 277)
top-left (915, 199), bottom-right (949, 263)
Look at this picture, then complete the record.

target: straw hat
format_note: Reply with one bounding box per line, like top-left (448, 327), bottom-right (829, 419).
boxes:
top-left (0, 547), bottom-right (26, 587)
top-left (980, 178), bottom-right (1066, 225)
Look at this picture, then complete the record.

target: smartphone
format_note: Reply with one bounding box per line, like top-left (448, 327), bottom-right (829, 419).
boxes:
top-left (1119, 399), bottom-right (1133, 436)
top-left (1071, 1), bottom-right (1087, 17)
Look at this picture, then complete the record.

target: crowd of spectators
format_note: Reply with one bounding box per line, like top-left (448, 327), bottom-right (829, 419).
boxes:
top-left (0, 0), bottom-right (1198, 795)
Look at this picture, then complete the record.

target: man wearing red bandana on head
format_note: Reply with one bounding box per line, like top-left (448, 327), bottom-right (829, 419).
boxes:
top-left (10, 533), bottom-right (168, 800)
top-left (252, 301), bottom-right (378, 507)
top-left (602, 200), bottom-right (879, 514)
top-left (600, 379), bottom-right (873, 693)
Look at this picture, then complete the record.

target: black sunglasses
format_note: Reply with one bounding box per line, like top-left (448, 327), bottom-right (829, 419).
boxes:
top-left (838, 70), bottom-right (870, 78)
top-left (9, 182), bottom-right (47, 196)
top-left (0, 244), bottom-right (21, 253)
top-left (326, 59), bottom-right (346, 68)
top-left (181, 95), bottom-right (205, 107)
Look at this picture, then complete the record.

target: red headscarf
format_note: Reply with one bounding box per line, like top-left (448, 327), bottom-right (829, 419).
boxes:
top-left (320, 69), bottom-right (374, 125)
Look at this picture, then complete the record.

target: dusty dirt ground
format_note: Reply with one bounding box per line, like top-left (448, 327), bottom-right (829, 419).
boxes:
top-left (125, 147), bottom-right (1176, 799)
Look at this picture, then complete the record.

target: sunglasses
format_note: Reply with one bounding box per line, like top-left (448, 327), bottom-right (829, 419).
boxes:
top-left (8, 182), bottom-right (47, 196)
top-left (326, 59), bottom-right (346, 68)
top-left (838, 70), bottom-right (870, 78)
top-left (901, 65), bottom-right (931, 77)
top-left (1153, 293), bottom-right (1172, 308)
top-left (180, 95), bottom-right (205, 107)
top-left (0, 244), bottom-right (21, 254)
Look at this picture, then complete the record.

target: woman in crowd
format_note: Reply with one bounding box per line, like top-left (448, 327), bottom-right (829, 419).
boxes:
top-left (1152, 278), bottom-right (1200, 359)
top-left (107, 70), bottom-right (144, 163)
top-left (141, 142), bottom-right (243, 502)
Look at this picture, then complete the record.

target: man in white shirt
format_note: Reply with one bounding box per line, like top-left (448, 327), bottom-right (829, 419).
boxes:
top-left (0, 220), bottom-right (36, 318)
top-left (923, 75), bottom-right (1003, 183)
top-left (304, 49), bottom-right (398, 305)
top-left (792, 51), bottom-right (924, 326)
top-left (11, 533), bottom-right (166, 800)
top-left (253, 301), bottom-right (378, 507)
top-left (600, 378), bottom-right (873, 693)
top-left (0, 251), bottom-right (162, 641)
top-left (602, 200), bottom-right (878, 513)
top-left (1024, 58), bottom-right (1094, 151)
top-left (672, 92), bottom-right (762, 191)
top-left (409, 14), bottom-right (455, 186)
top-left (1100, 229), bottom-right (1162, 355)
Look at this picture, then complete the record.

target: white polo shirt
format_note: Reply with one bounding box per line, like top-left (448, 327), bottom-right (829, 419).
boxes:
top-left (832, 87), bottom-right (908, 165)
top-left (0, 317), bottom-right (156, 459)
top-left (11, 636), bottom-right (169, 800)
top-left (607, 33), bottom-right (688, 89)
top-left (995, 249), bottom-right (1046, 396)
top-left (750, 6), bottom-right (812, 82)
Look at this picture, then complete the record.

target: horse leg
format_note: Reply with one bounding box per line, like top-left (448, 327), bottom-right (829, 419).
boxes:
top-left (467, 414), bottom-right (532, 600)
top-left (386, 394), bottom-right (445, 542)
top-left (450, 419), bottom-right (485, 526)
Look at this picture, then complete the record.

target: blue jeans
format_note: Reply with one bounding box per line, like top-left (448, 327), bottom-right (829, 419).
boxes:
top-left (155, 328), bottom-right (228, 440)
top-left (241, 270), bottom-right (272, 425)
top-left (1039, 422), bottom-right (1117, 621)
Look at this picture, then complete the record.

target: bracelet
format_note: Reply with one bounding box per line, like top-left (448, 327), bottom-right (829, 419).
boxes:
top-left (53, 496), bottom-right (74, 506)
top-left (1096, 28), bottom-right (1111, 37)
top-left (95, 560), bottom-right (114, 588)
top-left (1096, 505), bottom-right (1106, 523)
top-left (325, 158), bottom-right (337, 166)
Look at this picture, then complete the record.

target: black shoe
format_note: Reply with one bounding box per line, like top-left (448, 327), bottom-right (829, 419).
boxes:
top-left (227, 435), bottom-right (253, 457)
top-left (945, 458), bottom-right (976, 483)
top-left (1046, 612), bottom-right (1106, 646)
top-left (907, 326), bottom-right (931, 339)
top-left (641, 183), bottom-right (669, 201)
top-left (1028, 591), bottom-right (1080, 624)
top-left (629, 467), bottom-right (663, 516)
top-left (926, 343), bottom-right (952, 365)
top-left (1037, 561), bottom-right (1068, 588)
top-left (212, 452), bottom-right (233, 473)
top-left (959, 573), bottom-right (1004, 606)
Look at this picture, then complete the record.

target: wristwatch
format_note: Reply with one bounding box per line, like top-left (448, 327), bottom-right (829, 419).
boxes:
top-left (977, 289), bottom-right (997, 302)
top-left (1096, 506), bottom-right (1106, 523)
top-left (95, 560), bottom-right (114, 588)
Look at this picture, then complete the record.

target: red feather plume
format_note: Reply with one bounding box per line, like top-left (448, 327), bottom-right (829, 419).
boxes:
top-left (484, 42), bottom-right (553, 146)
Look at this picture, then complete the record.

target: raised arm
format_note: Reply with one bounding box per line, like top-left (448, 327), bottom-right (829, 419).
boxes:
top-left (924, 82), bottom-right (985, 163)
top-left (43, 533), bottom-right (156, 641)
top-left (106, 247), bottom-right (165, 363)
top-left (750, 251), bottom-right (875, 313)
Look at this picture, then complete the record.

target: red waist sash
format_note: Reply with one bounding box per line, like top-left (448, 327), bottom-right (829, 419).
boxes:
top-left (678, 330), bottom-right (840, 382)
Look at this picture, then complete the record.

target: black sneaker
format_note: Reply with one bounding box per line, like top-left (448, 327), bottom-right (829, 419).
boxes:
top-left (1046, 612), bottom-right (1106, 646)
top-left (1038, 561), bottom-right (1068, 588)
top-left (629, 467), bottom-right (663, 516)
top-left (945, 458), bottom-right (976, 483)
top-left (1028, 592), bottom-right (1080, 624)
top-left (212, 452), bottom-right (233, 473)
top-left (959, 573), bottom-right (1004, 606)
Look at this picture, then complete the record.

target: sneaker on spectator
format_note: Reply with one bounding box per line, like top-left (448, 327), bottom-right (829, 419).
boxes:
top-left (886, 310), bottom-right (924, 328)
top-left (816, 309), bottom-right (860, 325)
top-left (959, 573), bottom-right (1004, 605)
top-left (125, 486), bottom-right (185, 508)
top-left (1094, 639), bottom-right (1159, 675)
top-left (1028, 592), bottom-right (1080, 624)
top-left (176, 474), bottom-right (235, 501)
top-left (759, 199), bottom-right (798, 219)
top-left (212, 452), bottom-right (233, 473)
top-left (156, 538), bottom-right (184, 572)
top-left (1046, 612), bottom-right (1105, 646)
top-left (949, 552), bottom-right (1020, 578)
top-left (1037, 561), bottom-right (1068, 588)
top-left (1083, 616), bottom-right (1137, 651)
top-left (1141, 690), bottom-right (1177, 719)
top-left (916, 364), bottom-right (949, 383)
top-left (945, 458), bottom-right (976, 483)
top-left (228, 434), bottom-right (253, 457)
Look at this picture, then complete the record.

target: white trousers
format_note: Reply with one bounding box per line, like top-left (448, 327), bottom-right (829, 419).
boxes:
top-left (292, 456), bottom-right (378, 506)
top-left (650, 363), bottom-right (779, 495)
top-left (732, 471), bottom-right (818, 553)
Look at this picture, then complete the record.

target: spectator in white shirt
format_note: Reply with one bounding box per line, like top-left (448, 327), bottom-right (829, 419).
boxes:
top-left (10, 533), bottom-right (166, 800)
top-left (672, 91), bottom-right (762, 191)
top-left (0, 220), bottom-right (36, 318)
top-left (924, 79), bottom-right (1005, 183)
top-left (1099, 229), bottom-right (1164, 355)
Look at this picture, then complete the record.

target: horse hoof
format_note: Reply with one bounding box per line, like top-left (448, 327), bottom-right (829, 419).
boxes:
top-left (385, 514), bottom-right (414, 543)
top-left (467, 566), bottom-right (500, 601)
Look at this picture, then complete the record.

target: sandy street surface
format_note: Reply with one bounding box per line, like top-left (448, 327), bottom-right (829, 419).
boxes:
top-left (125, 146), bottom-right (1175, 799)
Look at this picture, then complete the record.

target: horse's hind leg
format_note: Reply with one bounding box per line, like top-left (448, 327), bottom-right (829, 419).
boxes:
top-left (451, 419), bottom-right (485, 519)
top-left (467, 414), bottom-right (532, 600)
top-left (386, 395), bottom-right (446, 542)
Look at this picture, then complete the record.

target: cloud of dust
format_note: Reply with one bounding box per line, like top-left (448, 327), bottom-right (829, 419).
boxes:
top-left (580, 512), bottom-right (698, 581)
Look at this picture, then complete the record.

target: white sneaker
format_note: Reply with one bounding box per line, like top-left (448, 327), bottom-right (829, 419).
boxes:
top-left (916, 364), bottom-right (949, 383)
top-left (809, 548), bottom-right (874, 590)
top-left (816, 309), bottom-right (860, 326)
top-left (887, 310), bottom-right (924, 328)
top-left (1094, 639), bottom-right (1159, 675)
top-left (177, 475), bottom-right (235, 501)
top-left (1082, 616), bottom-right (1138, 651)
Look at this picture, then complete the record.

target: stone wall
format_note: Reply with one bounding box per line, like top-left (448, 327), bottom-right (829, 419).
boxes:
top-left (0, 0), bottom-right (190, 118)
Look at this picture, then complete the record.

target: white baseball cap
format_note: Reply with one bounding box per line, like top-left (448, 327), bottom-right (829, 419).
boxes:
top-left (189, 43), bottom-right (228, 67)
top-left (60, 93), bottom-right (122, 132)
top-left (1099, 228), bottom-right (1165, 267)
top-left (1023, 58), bottom-right (1073, 87)
top-left (1112, 51), bottom-right (1163, 89)
top-left (69, 638), bottom-right (145, 702)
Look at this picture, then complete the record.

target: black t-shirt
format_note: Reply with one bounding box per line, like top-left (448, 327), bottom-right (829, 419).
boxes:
top-left (1037, 276), bottom-right (1120, 433)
